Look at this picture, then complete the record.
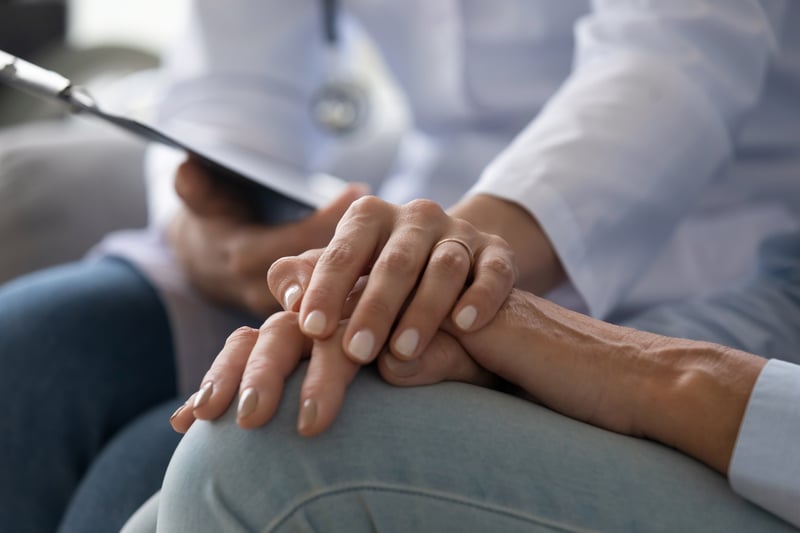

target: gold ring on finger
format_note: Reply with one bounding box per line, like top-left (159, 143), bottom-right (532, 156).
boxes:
top-left (432, 238), bottom-right (475, 270)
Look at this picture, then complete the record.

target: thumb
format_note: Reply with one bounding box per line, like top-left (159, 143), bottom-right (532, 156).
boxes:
top-left (175, 158), bottom-right (244, 219)
top-left (268, 248), bottom-right (325, 311)
top-left (377, 331), bottom-right (495, 388)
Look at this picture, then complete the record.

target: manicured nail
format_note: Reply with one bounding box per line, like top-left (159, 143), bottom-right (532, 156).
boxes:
top-left (383, 353), bottom-right (421, 378)
top-left (303, 310), bottom-right (327, 336)
top-left (298, 398), bottom-right (317, 434)
top-left (170, 402), bottom-right (187, 422)
top-left (237, 388), bottom-right (258, 420)
top-left (394, 328), bottom-right (419, 358)
top-left (454, 305), bottom-right (478, 330)
top-left (193, 382), bottom-right (213, 409)
top-left (348, 329), bottom-right (375, 363)
top-left (283, 284), bottom-right (302, 311)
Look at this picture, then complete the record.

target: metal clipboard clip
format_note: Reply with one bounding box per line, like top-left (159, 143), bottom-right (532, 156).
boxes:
top-left (0, 48), bottom-right (336, 224)
top-left (0, 49), bottom-right (184, 149)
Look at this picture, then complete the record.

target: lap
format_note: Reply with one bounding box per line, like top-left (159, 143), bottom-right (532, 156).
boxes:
top-left (58, 400), bottom-right (184, 533)
top-left (154, 367), bottom-right (794, 532)
top-left (0, 257), bottom-right (177, 533)
top-left (0, 256), bottom-right (176, 413)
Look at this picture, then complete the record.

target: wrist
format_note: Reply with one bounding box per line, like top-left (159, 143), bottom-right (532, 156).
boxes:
top-left (448, 194), bottom-right (565, 294)
top-left (639, 339), bottom-right (766, 474)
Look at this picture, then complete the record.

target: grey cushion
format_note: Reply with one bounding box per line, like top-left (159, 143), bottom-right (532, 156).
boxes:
top-left (0, 119), bottom-right (148, 283)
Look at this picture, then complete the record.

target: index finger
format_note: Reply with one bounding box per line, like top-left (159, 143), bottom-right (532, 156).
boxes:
top-left (298, 196), bottom-right (394, 339)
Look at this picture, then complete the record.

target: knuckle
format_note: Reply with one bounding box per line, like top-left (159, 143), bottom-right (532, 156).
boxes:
top-left (241, 354), bottom-right (272, 379)
top-left (259, 311), bottom-right (298, 335)
top-left (451, 218), bottom-right (476, 236)
top-left (374, 246), bottom-right (418, 277)
top-left (488, 234), bottom-right (515, 256)
top-left (465, 283), bottom-right (495, 307)
top-left (378, 364), bottom-right (405, 385)
top-left (225, 326), bottom-right (259, 347)
top-left (403, 198), bottom-right (444, 221)
top-left (348, 195), bottom-right (386, 218)
top-left (356, 297), bottom-right (394, 321)
top-left (483, 254), bottom-right (516, 282)
top-left (319, 242), bottom-right (358, 272)
top-left (432, 247), bottom-right (470, 275)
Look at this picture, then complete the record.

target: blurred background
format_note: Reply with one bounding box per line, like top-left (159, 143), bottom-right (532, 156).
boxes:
top-left (0, 0), bottom-right (184, 282)
top-left (0, 0), bottom-right (404, 284)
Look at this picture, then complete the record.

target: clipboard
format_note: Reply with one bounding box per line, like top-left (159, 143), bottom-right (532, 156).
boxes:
top-left (0, 49), bottom-right (341, 224)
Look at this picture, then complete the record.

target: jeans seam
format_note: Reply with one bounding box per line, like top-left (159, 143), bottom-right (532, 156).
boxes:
top-left (265, 481), bottom-right (599, 533)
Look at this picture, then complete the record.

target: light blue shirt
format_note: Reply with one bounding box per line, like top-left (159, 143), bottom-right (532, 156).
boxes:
top-left (731, 359), bottom-right (800, 528)
top-left (627, 232), bottom-right (800, 527)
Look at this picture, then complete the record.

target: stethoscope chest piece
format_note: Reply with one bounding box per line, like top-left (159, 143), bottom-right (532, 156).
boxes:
top-left (312, 0), bottom-right (370, 136)
top-left (311, 78), bottom-right (368, 135)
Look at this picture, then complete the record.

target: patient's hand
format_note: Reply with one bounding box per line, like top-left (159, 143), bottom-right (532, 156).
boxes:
top-left (170, 287), bottom-right (495, 437)
top-left (168, 159), bottom-right (365, 316)
top-left (379, 289), bottom-right (767, 475)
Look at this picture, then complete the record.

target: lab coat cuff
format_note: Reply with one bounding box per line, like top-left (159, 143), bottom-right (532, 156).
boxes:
top-left (466, 178), bottom-right (613, 318)
top-left (729, 359), bottom-right (800, 527)
top-left (468, 176), bottom-right (616, 318)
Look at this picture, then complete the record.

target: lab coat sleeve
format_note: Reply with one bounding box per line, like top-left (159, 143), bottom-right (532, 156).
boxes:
top-left (468, 0), bottom-right (788, 318)
top-left (145, 0), bottom-right (327, 227)
top-left (730, 359), bottom-right (800, 528)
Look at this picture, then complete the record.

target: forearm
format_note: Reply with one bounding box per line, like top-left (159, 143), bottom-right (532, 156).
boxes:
top-left (453, 289), bottom-right (767, 475)
top-left (641, 341), bottom-right (767, 475)
top-left (448, 194), bottom-right (565, 294)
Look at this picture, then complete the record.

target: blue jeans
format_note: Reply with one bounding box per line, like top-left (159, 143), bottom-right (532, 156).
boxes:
top-left (143, 367), bottom-right (794, 532)
top-left (126, 235), bottom-right (800, 532)
top-left (0, 258), bottom-right (181, 533)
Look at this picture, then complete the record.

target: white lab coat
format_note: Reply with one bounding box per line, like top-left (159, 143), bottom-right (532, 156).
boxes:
top-left (95, 1), bottom-right (800, 524)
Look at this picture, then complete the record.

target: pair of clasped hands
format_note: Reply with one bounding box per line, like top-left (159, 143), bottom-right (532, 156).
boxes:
top-left (167, 159), bottom-right (758, 475)
top-left (168, 158), bottom-right (525, 436)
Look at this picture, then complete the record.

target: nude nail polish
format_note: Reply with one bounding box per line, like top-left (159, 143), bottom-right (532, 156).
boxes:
top-left (283, 284), bottom-right (302, 311)
top-left (348, 330), bottom-right (375, 362)
top-left (170, 402), bottom-right (187, 422)
top-left (394, 328), bottom-right (419, 358)
top-left (298, 398), bottom-right (317, 434)
top-left (237, 388), bottom-right (258, 420)
top-left (193, 382), bottom-right (213, 409)
top-left (303, 310), bottom-right (327, 336)
top-left (455, 305), bottom-right (478, 330)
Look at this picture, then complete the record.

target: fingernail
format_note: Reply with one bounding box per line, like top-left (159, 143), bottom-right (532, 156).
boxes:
top-left (348, 329), bottom-right (375, 363)
top-left (394, 328), bottom-right (419, 359)
top-left (454, 305), bottom-right (478, 330)
top-left (303, 310), bottom-right (327, 336)
top-left (298, 398), bottom-right (317, 434)
top-left (193, 382), bottom-right (213, 410)
top-left (170, 402), bottom-right (187, 422)
top-left (237, 388), bottom-right (258, 420)
top-left (283, 284), bottom-right (302, 311)
top-left (383, 353), bottom-right (421, 378)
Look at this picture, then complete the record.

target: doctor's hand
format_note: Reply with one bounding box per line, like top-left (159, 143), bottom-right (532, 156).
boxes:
top-left (267, 195), bottom-right (517, 365)
top-left (168, 158), bottom-right (367, 317)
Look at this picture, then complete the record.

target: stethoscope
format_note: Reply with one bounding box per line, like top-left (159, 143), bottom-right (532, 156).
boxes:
top-left (311, 0), bottom-right (370, 135)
